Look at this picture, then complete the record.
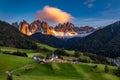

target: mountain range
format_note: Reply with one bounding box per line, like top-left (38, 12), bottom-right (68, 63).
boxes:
top-left (12, 19), bottom-right (96, 38)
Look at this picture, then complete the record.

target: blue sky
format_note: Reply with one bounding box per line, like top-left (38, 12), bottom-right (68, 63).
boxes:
top-left (0, 0), bottom-right (120, 27)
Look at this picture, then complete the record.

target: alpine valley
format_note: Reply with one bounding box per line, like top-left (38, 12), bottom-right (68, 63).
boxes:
top-left (0, 19), bottom-right (120, 80)
top-left (11, 19), bottom-right (120, 58)
top-left (0, 0), bottom-right (120, 80)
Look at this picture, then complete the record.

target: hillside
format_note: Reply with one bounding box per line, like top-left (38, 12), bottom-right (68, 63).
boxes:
top-left (0, 53), bottom-right (35, 80)
top-left (13, 63), bottom-right (120, 80)
top-left (32, 32), bottom-right (81, 49)
top-left (32, 32), bottom-right (65, 48)
top-left (70, 21), bottom-right (120, 58)
top-left (0, 53), bottom-right (119, 80)
top-left (0, 21), bottom-right (37, 49)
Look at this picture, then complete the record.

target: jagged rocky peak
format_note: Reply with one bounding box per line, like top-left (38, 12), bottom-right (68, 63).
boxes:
top-left (79, 26), bottom-right (95, 32)
top-left (30, 19), bottom-right (41, 33)
top-left (19, 19), bottom-right (32, 35)
top-left (34, 18), bottom-right (41, 23)
top-left (23, 19), bottom-right (28, 23)
top-left (81, 26), bottom-right (93, 31)
top-left (12, 22), bottom-right (19, 28)
top-left (54, 22), bottom-right (75, 32)
top-left (54, 22), bottom-right (95, 34)
top-left (30, 19), bottom-right (54, 34)
top-left (39, 21), bottom-right (54, 34)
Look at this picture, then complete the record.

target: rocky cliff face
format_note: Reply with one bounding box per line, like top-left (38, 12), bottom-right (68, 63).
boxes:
top-left (30, 19), bottom-right (54, 35)
top-left (54, 22), bottom-right (95, 34)
top-left (55, 22), bottom-right (75, 32)
top-left (19, 20), bottom-right (31, 35)
top-left (12, 19), bottom-right (96, 38)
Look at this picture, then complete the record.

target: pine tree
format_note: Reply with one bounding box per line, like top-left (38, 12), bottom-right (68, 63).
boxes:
top-left (104, 65), bottom-right (109, 73)
top-left (0, 48), bottom-right (1, 53)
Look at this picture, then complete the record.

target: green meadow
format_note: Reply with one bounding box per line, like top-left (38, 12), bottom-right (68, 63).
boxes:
top-left (0, 53), bottom-right (119, 80)
top-left (0, 43), bottom-right (120, 80)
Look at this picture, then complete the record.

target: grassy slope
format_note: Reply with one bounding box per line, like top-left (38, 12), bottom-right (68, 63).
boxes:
top-left (0, 45), bottom-right (49, 58)
top-left (0, 53), bottom-right (119, 80)
top-left (0, 43), bottom-right (75, 58)
top-left (0, 45), bottom-right (120, 80)
top-left (0, 53), bottom-right (36, 80)
top-left (0, 46), bottom-right (36, 57)
top-left (12, 63), bottom-right (120, 80)
top-left (38, 43), bottom-right (75, 55)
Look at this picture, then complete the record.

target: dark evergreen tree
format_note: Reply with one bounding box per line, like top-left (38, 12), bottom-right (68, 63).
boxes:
top-left (104, 65), bottom-right (109, 73)
top-left (114, 67), bottom-right (120, 76)
top-left (74, 52), bottom-right (82, 58)
top-left (54, 48), bottom-right (69, 56)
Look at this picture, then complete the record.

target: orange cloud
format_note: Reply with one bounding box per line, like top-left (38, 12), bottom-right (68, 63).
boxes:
top-left (37, 6), bottom-right (74, 23)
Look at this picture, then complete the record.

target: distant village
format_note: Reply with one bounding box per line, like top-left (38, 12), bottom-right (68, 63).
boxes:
top-left (32, 53), bottom-right (120, 67)
top-left (32, 53), bottom-right (80, 64)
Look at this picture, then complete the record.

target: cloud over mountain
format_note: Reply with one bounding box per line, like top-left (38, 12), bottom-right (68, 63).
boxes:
top-left (37, 6), bottom-right (74, 23)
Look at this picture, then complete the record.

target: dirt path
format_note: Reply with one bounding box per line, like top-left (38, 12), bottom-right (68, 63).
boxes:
top-left (10, 62), bottom-right (36, 73)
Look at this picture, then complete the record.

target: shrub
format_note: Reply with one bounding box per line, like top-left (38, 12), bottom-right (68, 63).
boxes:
top-left (92, 65), bottom-right (101, 73)
top-left (78, 56), bottom-right (91, 63)
top-left (114, 67), bottom-right (120, 76)
top-left (7, 75), bottom-right (13, 80)
top-left (0, 48), bottom-right (1, 52)
top-left (74, 52), bottom-right (82, 58)
top-left (54, 48), bottom-right (70, 56)
top-left (3, 51), bottom-right (28, 57)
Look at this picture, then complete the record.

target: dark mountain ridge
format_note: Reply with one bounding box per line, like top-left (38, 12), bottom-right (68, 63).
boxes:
top-left (0, 20), bottom-right (37, 49)
top-left (70, 21), bottom-right (120, 58)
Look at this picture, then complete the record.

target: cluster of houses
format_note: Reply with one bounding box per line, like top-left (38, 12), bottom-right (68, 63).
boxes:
top-left (32, 53), bottom-right (120, 66)
top-left (32, 53), bottom-right (67, 63)
top-left (32, 53), bottom-right (81, 64)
